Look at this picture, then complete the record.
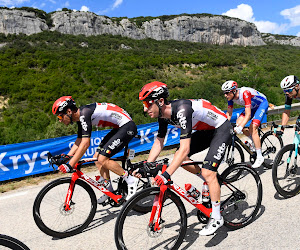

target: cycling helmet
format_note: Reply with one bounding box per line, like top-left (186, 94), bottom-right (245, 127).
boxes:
top-left (280, 75), bottom-right (299, 90)
top-left (52, 96), bottom-right (76, 115)
top-left (221, 80), bottom-right (238, 92)
top-left (139, 81), bottom-right (169, 101)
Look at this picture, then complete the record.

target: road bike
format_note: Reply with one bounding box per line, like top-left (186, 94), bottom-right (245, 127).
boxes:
top-left (0, 234), bottom-right (30, 250)
top-left (115, 160), bottom-right (262, 250)
top-left (33, 139), bottom-right (169, 238)
top-left (224, 122), bottom-right (283, 169)
top-left (272, 121), bottom-right (300, 198)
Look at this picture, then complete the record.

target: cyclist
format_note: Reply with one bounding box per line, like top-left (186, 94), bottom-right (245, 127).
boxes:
top-left (222, 80), bottom-right (269, 168)
top-left (52, 96), bottom-right (139, 203)
top-left (277, 75), bottom-right (300, 135)
top-left (138, 81), bottom-right (232, 236)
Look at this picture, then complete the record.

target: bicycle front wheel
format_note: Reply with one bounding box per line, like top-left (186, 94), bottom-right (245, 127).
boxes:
top-left (261, 131), bottom-right (284, 169)
top-left (115, 187), bottom-right (187, 250)
top-left (33, 177), bottom-right (97, 238)
top-left (220, 163), bottom-right (262, 230)
top-left (272, 144), bottom-right (300, 198)
top-left (0, 235), bottom-right (30, 250)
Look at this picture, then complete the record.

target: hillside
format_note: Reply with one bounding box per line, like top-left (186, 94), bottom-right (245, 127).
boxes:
top-left (0, 31), bottom-right (299, 145)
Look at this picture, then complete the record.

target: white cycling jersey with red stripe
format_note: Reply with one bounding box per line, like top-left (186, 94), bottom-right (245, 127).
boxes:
top-left (77, 103), bottom-right (132, 138)
top-left (228, 87), bottom-right (267, 109)
top-left (157, 99), bottom-right (227, 139)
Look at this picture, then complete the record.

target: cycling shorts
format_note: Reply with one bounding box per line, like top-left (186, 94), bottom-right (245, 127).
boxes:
top-left (96, 121), bottom-right (137, 158)
top-left (188, 120), bottom-right (232, 172)
top-left (239, 98), bottom-right (268, 126)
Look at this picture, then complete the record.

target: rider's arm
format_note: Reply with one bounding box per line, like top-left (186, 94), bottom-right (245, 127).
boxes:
top-left (281, 109), bottom-right (290, 126)
top-left (165, 138), bottom-right (191, 175)
top-left (68, 137), bottom-right (90, 168)
top-left (68, 138), bottom-right (82, 156)
top-left (226, 106), bottom-right (233, 121)
top-left (147, 137), bottom-right (165, 162)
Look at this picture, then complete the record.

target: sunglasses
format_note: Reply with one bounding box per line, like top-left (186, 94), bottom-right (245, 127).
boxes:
top-left (56, 113), bottom-right (65, 120)
top-left (223, 91), bottom-right (232, 95)
top-left (284, 88), bottom-right (294, 94)
top-left (143, 100), bottom-right (155, 109)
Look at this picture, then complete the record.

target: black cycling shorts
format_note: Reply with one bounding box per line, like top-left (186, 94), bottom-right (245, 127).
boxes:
top-left (96, 121), bottom-right (137, 158)
top-left (188, 120), bottom-right (232, 172)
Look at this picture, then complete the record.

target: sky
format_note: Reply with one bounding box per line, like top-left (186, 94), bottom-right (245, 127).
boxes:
top-left (0, 0), bottom-right (300, 36)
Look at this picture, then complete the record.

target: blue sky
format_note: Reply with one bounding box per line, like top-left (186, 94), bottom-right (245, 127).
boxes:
top-left (1, 0), bottom-right (300, 36)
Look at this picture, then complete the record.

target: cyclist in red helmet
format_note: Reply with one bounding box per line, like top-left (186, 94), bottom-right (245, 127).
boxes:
top-left (52, 96), bottom-right (139, 203)
top-left (138, 81), bottom-right (232, 236)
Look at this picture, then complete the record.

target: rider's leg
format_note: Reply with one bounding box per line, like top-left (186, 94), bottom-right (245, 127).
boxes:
top-left (251, 123), bottom-right (264, 168)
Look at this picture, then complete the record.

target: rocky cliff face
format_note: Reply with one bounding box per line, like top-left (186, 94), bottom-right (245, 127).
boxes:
top-left (262, 34), bottom-right (300, 46)
top-left (0, 9), bottom-right (48, 35)
top-left (0, 9), bottom-right (269, 46)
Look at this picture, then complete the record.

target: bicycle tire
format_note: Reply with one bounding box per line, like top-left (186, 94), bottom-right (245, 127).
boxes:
top-left (222, 143), bottom-right (245, 182)
top-left (115, 187), bottom-right (187, 250)
top-left (272, 144), bottom-right (300, 198)
top-left (33, 177), bottom-right (97, 238)
top-left (0, 235), bottom-right (30, 250)
top-left (220, 163), bottom-right (262, 230)
top-left (261, 131), bottom-right (284, 169)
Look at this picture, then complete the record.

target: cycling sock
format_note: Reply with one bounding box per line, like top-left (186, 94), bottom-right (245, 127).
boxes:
top-left (256, 148), bottom-right (263, 158)
top-left (211, 200), bottom-right (221, 220)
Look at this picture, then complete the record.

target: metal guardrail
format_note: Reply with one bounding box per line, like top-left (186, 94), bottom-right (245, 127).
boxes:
top-left (267, 103), bottom-right (300, 115)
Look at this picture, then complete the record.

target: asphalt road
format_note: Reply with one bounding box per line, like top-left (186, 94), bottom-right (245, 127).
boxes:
top-left (0, 130), bottom-right (299, 249)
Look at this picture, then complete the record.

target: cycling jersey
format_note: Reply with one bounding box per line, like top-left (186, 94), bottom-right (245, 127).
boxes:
top-left (285, 95), bottom-right (300, 110)
top-left (157, 99), bottom-right (231, 172)
top-left (77, 103), bottom-right (132, 138)
top-left (158, 99), bottom-right (228, 139)
top-left (227, 87), bottom-right (267, 109)
top-left (227, 87), bottom-right (268, 126)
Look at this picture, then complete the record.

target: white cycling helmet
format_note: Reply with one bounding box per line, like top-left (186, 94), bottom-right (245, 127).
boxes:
top-left (221, 80), bottom-right (238, 92)
top-left (280, 75), bottom-right (299, 90)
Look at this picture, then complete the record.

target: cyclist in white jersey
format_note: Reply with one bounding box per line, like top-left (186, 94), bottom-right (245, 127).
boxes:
top-left (222, 81), bottom-right (269, 168)
top-left (138, 81), bottom-right (232, 236)
top-left (52, 96), bottom-right (139, 203)
top-left (276, 75), bottom-right (300, 135)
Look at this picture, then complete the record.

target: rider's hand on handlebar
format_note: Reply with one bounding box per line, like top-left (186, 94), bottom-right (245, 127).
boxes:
top-left (154, 171), bottom-right (170, 186)
top-left (234, 125), bottom-right (243, 134)
top-left (58, 163), bottom-right (72, 173)
top-left (55, 154), bottom-right (71, 165)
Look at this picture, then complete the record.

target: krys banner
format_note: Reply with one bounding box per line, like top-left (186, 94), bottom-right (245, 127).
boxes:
top-left (0, 122), bottom-right (180, 182)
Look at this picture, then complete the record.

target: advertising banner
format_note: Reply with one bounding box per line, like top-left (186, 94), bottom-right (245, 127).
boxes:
top-left (0, 108), bottom-right (266, 182)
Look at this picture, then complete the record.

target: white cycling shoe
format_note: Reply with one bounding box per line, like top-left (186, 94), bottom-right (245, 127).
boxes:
top-left (124, 175), bottom-right (139, 201)
top-left (252, 156), bottom-right (264, 168)
top-left (199, 217), bottom-right (224, 236)
top-left (97, 194), bottom-right (109, 204)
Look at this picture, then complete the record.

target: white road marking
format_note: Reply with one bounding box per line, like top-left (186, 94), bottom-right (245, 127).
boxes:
top-left (0, 191), bottom-right (28, 200)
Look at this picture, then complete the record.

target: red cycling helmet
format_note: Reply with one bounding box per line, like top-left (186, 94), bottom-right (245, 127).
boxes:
top-left (52, 96), bottom-right (76, 115)
top-left (139, 81), bottom-right (169, 101)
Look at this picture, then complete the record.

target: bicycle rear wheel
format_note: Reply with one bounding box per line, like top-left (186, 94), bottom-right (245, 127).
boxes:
top-left (115, 187), bottom-right (187, 250)
top-left (33, 177), bottom-right (97, 238)
top-left (272, 144), bottom-right (300, 198)
top-left (220, 163), bottom-right (262, 230)
top-left (261, 131), bottom-right (284, 169)
top-left (0, 235), bottom-right (30, 250)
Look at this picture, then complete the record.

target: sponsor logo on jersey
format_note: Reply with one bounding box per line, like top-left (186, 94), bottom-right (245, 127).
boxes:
top-left (80, 116), bottom-right (88, 131)
top-left (111, 112), bottom-right (122, 120)
top-left (207, 111), bottom-right (218, 121)
top-left (213, 143), bottom-right (226, 160)
top-left (127, 131), bottom-right (134, 136)
top-left (108, 139), bottom-right (121, 150)
top-left (177, 109), bottom-right (187, 129)
top-left (106, 150), bottom-right (111, 154)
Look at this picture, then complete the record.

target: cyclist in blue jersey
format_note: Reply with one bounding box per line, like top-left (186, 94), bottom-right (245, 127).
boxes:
top-left (277, 75), bottom-right (300, 135)
top-left (222, 81), bottom-right (269, 168)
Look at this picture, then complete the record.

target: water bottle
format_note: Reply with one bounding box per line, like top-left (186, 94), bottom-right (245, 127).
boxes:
top-left (201, 182), bottom-right (210, 203)
top-left (185, 184), bottom-right (201, 200)
top-left (245, 141), bottom-right (255, 152)
top-left (95, 175), bottom-right (110, 189)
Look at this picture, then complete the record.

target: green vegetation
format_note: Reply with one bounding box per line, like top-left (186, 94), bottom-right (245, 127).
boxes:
top-left (0, 31), bottom-right (299, 145)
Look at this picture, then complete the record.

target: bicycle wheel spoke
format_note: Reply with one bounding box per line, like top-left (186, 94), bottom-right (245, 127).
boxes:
top-left (116, 188), bottom-right (187, 250)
